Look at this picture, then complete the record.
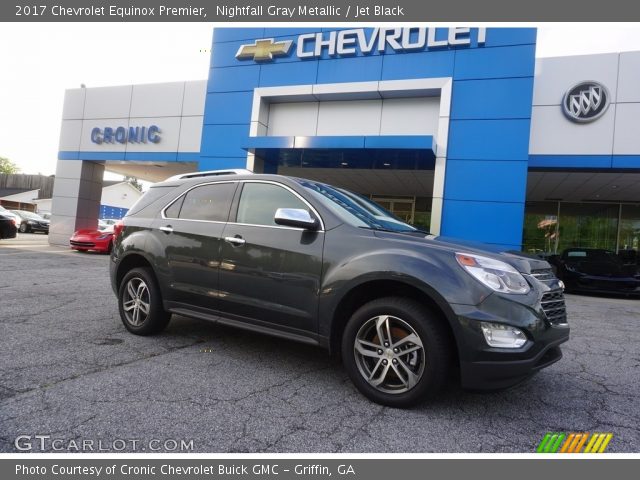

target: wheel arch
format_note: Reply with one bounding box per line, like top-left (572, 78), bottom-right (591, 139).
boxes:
top-left (114, 252), bottom-right (156, 292)
top-left (327, 277), bottom-right (462, 369)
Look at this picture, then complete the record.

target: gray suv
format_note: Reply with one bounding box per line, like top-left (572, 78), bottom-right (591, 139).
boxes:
top-left (110, 170), bottom-right (570, 407)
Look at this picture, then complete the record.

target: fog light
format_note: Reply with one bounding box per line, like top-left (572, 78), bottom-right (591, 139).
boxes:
top-left (480, 322), bottom-right (527, 348)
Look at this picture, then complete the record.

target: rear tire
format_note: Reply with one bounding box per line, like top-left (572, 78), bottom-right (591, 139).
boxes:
top-left (118, 267), bottom-right (171, 335)
top-left (341, 297), bottom-right (451, 408)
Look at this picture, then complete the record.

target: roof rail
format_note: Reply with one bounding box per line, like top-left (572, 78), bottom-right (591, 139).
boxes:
top-left (165, 169), bottom-right (254, 181)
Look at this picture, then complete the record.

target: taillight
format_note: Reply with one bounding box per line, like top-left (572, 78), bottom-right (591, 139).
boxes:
top-left (113, 220), bottom-right (125, 238)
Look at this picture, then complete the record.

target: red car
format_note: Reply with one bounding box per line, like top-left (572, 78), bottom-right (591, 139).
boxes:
top-left (69, 226), bottom-right (114, 254)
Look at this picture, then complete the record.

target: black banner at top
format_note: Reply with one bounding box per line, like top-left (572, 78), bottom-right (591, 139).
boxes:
top-left (4, 0), bottom-right (640, 22)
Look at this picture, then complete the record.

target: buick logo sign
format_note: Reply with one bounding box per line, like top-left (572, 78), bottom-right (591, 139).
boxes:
top-left (562, 82), bottom-right (610, 123)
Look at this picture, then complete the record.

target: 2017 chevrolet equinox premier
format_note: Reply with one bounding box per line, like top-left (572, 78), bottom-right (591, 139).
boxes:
top-left (109, 170), bottom-right (570, 407)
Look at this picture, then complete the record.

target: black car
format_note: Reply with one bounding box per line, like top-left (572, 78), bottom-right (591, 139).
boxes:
top-left (554, 248), bottom-right (640, 296)
top-left (0, 213), bottom-right (18, 239)
top-left (11, 210), bottom-right (50, 234)
top-left (109, 170), bottom-right (570, 407)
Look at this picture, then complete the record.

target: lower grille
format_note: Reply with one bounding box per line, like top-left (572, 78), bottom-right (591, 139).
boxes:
top-left (70, 241), bottom-right (95, 247)
top-left (541, 289), bottom-right (567, 325)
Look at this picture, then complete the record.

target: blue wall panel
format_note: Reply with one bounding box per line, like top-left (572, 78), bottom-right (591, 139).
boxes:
top-left (441, 200), bottom-right (526, 249)
top-left (527, 155), bottom-right (640, 170)
top-left (316, 56), bottom-right (383, 84)
top-left (207, 66), bottom-right (261, 93)
top-left (199, 157), bottom-right (247, 171)
top-left (380, 50), bottom-right (455, 81)
top-left (259, 60), bottom-right (318, 86)
top-left (444, 160), bottom-right (528, 203)
top-left (481, 28), bottom-right (537, 47)
top-left (451, 78), bottom-right (534, 120)
top-left (100, 205), bottom-right (128, 220)
top-left (528, 155), bottom-right (613, 169)
top-left (203, 92), bottom-right (254, 125)
top-left (454, 45), bottom-right (536, 80)
top-left (447, 119), bottom-right (532, 161)
top-left (612, 155), bottom-right (640, 169)
top-left (201, 124), bottom-right (249, 158)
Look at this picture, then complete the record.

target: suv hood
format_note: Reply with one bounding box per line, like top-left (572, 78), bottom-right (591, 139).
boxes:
top-left (372, 231), bottom-right (550, 274)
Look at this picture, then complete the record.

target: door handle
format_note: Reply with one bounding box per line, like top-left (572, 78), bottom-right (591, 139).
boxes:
top-left (224, 236), bottom-right (246, 246)
top-left (159, 226), bottom-right (174, 234)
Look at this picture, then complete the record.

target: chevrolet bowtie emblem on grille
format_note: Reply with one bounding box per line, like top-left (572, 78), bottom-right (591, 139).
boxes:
top-left (562, 81), bottom-right (610, 123)
top-left (235, 38), bottom-right (293, 62)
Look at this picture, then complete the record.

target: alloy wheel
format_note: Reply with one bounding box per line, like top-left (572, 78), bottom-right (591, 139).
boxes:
top-left (353, 315), bottom-right (426, 394)
top-left (122, 277), bottom-right (150, 327)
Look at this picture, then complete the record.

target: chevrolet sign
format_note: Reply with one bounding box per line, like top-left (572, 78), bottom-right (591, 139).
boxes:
top-left (235, 27), bottom-right (487, 62)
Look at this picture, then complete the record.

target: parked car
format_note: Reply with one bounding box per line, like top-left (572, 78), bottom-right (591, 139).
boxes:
top-left (0, 205), bottom-right (20, 225)
top-left (70, 226), bottom-right (115, 254)
top-left (98, 218), bottom-right (119, 231)
top-left (10, 210), bottom-right (50, 234)
top-left (0, 213), bottom-right (18, 240)
top-left (109, 170), bottom-right (570, 407)
top-left (554, 248), bottom-right (640, 296)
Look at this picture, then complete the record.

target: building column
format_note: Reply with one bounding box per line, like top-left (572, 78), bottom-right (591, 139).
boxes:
top-left (48, 160), bottom-right (104, 246)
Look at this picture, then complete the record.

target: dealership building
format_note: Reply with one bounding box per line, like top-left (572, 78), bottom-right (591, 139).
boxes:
top-left (51, 27), bottom-right (640, 256)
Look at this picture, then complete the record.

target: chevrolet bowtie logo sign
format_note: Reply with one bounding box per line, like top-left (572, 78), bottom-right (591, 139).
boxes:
top-left (234, 29), bottom-right (487, 63)
top-left (235, 38), bottom-right (293, 62)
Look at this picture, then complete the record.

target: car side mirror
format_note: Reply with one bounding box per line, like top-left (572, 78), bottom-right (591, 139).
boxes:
top-left (274, 208), bottom-right (319, 230)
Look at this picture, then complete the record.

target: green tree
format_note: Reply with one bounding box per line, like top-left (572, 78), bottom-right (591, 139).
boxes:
top-left (0, 156), bottom-right (20, 174)
top-left (124, 175), bottom-right (143, 192)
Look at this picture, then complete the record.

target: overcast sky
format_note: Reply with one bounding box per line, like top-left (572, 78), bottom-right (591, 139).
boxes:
top-left (2, 24), bottom-right (640, 177)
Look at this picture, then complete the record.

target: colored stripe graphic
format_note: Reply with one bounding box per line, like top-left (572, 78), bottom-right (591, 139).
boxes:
top-left (560, 433), bottom-right (576, 453)
top-left (536, 433), bottom-right (565, 453)
top-left (537, 432), bottom-right (612, 453)
top-left (572, 433), bottom-right (590, 453)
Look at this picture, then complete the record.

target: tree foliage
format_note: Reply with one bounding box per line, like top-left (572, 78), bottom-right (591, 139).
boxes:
top-left (124, 175), bottom-right (143, 192)
top-left (0, 157), bottom-right (20, 174)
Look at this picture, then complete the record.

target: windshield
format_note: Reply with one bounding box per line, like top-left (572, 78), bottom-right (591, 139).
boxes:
top-left (299, 180), bottom-right (422, 233)
top-left (567, 249), bottom-right (621, 264)
top-left (14, 211), bottom-right (42, 220)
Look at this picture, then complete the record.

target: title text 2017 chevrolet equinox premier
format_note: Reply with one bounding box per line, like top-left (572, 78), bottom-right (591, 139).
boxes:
top-left (109, 170), bottom-right (570, 407)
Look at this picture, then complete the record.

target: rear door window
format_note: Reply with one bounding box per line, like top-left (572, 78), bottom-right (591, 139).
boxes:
top-left (176, 182), bottom-right (236, 222)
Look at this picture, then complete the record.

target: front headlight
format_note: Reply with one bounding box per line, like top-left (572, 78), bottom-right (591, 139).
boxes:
top-left (27, 220), bottom-right (36, 225)
top-left (455, 252), bottom-right (530, 294)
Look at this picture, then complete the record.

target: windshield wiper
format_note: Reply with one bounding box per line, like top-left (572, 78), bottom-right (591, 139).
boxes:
top-left (358, 226), bottom-right (428, 234)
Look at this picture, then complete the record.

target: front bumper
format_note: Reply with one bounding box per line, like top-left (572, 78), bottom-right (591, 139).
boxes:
top-left (452, 288), bottom-right (570, 390)
top-left (566, 273), bottom-right (640, 295)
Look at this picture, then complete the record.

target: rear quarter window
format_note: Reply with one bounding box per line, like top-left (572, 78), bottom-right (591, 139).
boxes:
top-left (126, 186), bottom-right (177, 216)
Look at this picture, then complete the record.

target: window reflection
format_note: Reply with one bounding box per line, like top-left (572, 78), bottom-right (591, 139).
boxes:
top-left (523, 202), bottom-right (640, 266)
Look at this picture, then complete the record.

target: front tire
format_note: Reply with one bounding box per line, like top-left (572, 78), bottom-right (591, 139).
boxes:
top-left (118, 267), bottom-right (171, 335)
top-left (341, 297), bottom-right (451, 407)
top-left (19, 223), bottom-right (28, 233)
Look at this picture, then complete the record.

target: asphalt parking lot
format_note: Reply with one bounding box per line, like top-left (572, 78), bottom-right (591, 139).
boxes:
top-left (1, 234), bottom-right (639, 453)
